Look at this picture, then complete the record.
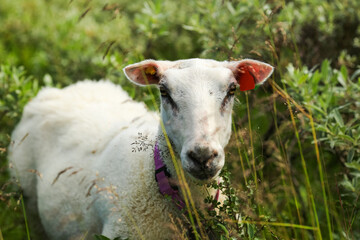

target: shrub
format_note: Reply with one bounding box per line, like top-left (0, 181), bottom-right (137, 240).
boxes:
top-left (1, 0), bottom-right (360, 239)
top-left (283, 60), bottom-right (360, 238)
top-left (0, 65), bottom-right (42, 239)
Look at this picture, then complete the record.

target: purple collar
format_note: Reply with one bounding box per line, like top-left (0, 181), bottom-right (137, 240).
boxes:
top-left (154, 142), bottom-right (220, 210)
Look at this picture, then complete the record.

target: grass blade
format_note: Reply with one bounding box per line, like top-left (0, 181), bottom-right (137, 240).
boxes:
top-left (232, 116), bottom-right (248, 185)
top-left (309, 111), bottom-right (333, 240)
top-left (20, 194), bottom-right (31, 240)
top-left (245, 92), bottom-right (258, 189)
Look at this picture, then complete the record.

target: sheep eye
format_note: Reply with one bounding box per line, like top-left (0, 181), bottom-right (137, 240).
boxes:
top-left (159, 84), bottom-right (178, 113)
top-left (221, 83), bottom-right (236, 112)
top-left (228, 83), bottom-right (236, 96)
top-left (159, 85), bottom-right (168, 97)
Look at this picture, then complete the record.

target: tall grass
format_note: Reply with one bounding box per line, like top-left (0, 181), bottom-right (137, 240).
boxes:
top-left (142, 67), bottom-right (206, 239)
top-left (19, 195), bottom-right (30, 240)
top-left (1, 0), bottom-right (359, 239)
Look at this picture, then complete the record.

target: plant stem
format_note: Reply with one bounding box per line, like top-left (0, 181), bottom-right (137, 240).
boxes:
top-left (245, 92), bottom-right (258, 189)
top-left (20, 194), bottom-right (30, 240)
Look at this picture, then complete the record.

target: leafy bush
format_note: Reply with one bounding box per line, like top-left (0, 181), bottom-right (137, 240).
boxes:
top-left (1, 0), bottom-right (360, 239)
top-left (0, 65), bottom-right (43, 148)
top-left (1, 0), bottom-right (359, 85)
top-left (0, 65), bottom-right (43, 239)
top-left (283, 60), bottom-right (360, 238)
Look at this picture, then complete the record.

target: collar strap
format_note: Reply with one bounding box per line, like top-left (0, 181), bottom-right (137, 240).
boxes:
top-left (154, 142), bottom-right (220, 210)
top-left (154, 142), bottom-right (185, 210)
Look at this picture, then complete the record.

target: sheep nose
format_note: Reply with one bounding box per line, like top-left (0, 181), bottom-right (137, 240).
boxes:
top-left (187, 146), bottom-right (218, 166)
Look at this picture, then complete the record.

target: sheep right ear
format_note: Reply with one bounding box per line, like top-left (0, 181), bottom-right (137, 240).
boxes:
top-left (226, 59), bottom-right (274, 91)
top-left (123, 60), bottom-right (173, 86)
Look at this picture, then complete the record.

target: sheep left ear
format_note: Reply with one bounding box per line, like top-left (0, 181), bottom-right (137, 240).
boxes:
top-left (123, 60), bottom-right (174, 86)
top-left (226, 59), bottom-right (274, 91)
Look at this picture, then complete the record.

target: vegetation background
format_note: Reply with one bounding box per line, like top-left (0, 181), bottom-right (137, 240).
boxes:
top-left (0, 0), bottom-right (359, 239)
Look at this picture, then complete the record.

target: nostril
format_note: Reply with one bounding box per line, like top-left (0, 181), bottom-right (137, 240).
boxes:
top-left (187, 147), bottom-right (219, 164)
top-left (187, 150), bottom-right (197, 162)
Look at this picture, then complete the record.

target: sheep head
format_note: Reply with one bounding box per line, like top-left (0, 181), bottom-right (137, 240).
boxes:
top-left (124, 58), bottom-right (273, 182)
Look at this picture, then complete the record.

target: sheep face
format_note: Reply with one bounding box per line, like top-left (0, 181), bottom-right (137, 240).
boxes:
top-left (159, 65), bottom-right (234, 182)
top-left (124, 58), bottom-right (273, 182)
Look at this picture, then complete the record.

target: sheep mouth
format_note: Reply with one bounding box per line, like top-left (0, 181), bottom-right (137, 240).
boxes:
top-left (187, 167), bottom-right (221, 182)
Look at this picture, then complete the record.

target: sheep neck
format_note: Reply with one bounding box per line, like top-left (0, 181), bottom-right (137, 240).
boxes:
top-left (154, 141), bottom-right (186, 210)
top-left (154, 131), bottom-right (220, 210)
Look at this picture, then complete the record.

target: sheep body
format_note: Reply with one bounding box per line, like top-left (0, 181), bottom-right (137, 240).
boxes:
top-left (10, 58), bottom-right (273, 239)
top-left (9, 80), bottom-right (187, 239)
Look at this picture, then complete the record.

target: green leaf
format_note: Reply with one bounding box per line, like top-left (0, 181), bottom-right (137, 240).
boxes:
top-left (340, 179), bottom-right (356, 192)
top-left (298, 74), bottom-right (308, 85)
top-left (315, 125), bottom-right (329, 132)
top-left (350, 69), bottom-right (360, 81)
top-left (94, 235), bottom-right (111, 240)
top-left (247, 223), bottom-right (255, 239)
top-left (338, 65), bottom-right (348, 87)
top-left (331, 109), bottom-right (344, 127)
top-left (217, 223), bottom-right (230, 238)
top-left (336, 102), bottom-right (352, 111)
top-left (305, 103), bottom-right (326, 115)
top-left (310, 71), bottom-right (321, 94)
top-left (226, 2), bottom-right (236, 15)
top-left (345, 162), bottom-right (360, 172)
top-left (43, 74), bottom-right (53, 87)
top-left (330, 140), bottom-right (335, 149)
top-left (321, 59), bottom-right (330, 82)
top-left (338, 134), bottom-right (354, 144)
top-left (347, 149), bottom-right (355, 163)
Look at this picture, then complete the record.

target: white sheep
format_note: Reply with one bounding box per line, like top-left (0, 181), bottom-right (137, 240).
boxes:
top-left (9, 58), bottom-right (273, 239)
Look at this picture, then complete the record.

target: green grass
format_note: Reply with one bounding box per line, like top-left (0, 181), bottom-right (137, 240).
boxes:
top-left (1, 0), bottom-right (360, 239)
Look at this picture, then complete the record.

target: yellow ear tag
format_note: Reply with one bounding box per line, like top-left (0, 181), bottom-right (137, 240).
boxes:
top-left (145, 66), bottom-right (156, 75)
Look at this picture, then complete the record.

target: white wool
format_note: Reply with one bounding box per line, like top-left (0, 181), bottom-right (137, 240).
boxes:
top-left (9, 58), bottom-right (273, 239)
top-left (10, 80), bottom-right (173, 239)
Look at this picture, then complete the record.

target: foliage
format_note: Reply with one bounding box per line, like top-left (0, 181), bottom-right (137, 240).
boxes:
top-left (0, 65), bottom-right (45, 153)
top-left (284, 60), bottom-right (360, 155)
top-left (283, 60), bottom-right (360, 237)
top-left (0, 0), bottom-right (360, 239)
top-left (94, 234), bottom-right (127, 240)
top-left (202, 170), bottom-right (268, 239)
top-left (0, 66), bottom-right (42, 239)
top-left (1, 0), bottom-right (359, 84)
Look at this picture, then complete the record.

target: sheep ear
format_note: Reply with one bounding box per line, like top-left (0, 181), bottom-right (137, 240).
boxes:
top-left (227, 59), bottom-right (274, 91)
top-left (123, 60), bottom-right (172, 86)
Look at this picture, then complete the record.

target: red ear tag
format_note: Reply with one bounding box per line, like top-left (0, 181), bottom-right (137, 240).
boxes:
top-left (238, 68), bottom-right (255, 91)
